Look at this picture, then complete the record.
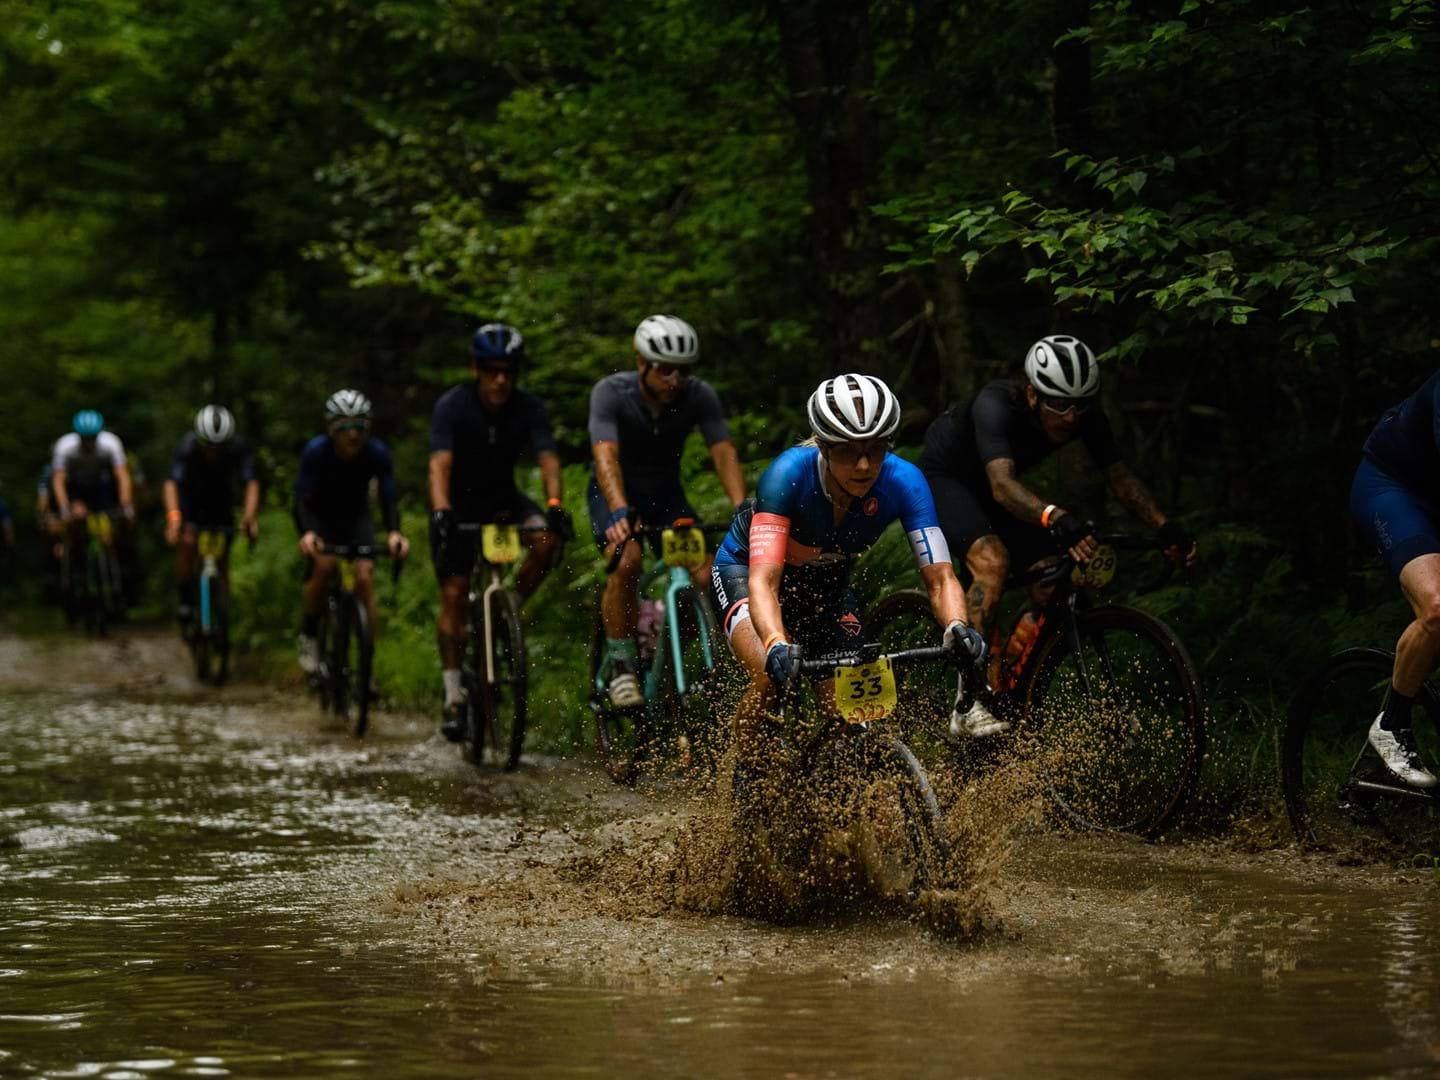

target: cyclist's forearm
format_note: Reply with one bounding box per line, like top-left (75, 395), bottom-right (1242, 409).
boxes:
top-left (116, 466), bottom-right (133, 507)
top-left (163, 480), bottom-right (180, 517)
top-left (748, 579), bottom-right (786, 647)
top-left (53, 470), bottom-right (70, 514)
top-left (593, 442), bottom-right (627, 510)
top-left (991, 476), bottom-right (1049, 524)
top-left (920, 562), bottom-right (967, 627)
top-left (538, 452), bottom-right (563, 504)
top-left (1107, 462), bottom-right (1165, 528)
top-left (379, 496), bottom-right (399, 534)
top-left (242, 480), bottom-right (261, 520)
top-left (428, 451), bottom-right (452, 511)
top-left (710, 440), bottom-right (746, 506)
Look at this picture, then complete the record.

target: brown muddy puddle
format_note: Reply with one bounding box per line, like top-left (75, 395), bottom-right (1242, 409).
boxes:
top-left (2, 630), bottom-right (1439, 1077)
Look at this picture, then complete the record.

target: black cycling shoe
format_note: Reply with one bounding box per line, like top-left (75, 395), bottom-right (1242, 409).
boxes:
top-left (440, 702), bottom-right (466, 743)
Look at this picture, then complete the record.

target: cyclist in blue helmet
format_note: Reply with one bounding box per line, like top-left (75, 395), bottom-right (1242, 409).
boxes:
top-left (51, 410), bottom-right (134, 523)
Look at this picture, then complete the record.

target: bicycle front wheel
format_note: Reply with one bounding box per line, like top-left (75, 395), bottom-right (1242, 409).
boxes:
top-left (657, 585), bottom-right (725, 772)
top-left (812, 732), bottom-right (950, 898)
top-left (1022, 603), bottom-right (1204, 836)
top-left (481, 589), bottom-right (528, 769)
top-left (591, 610), bottom-right (640, 784)
top-left (193, 574), bottom-right (216, 684)
top-left (343, 596), bottom-right (373, 737)
top-left (1282, 647), bottom-right (1440, 855)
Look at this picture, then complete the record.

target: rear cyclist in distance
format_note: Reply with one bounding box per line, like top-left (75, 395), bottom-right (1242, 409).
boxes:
top-left (51, 410), bottom-right (135, 527)
top-left (1349, 371), bottom-right (1440, 787)
top-left (917, 335), bottom-right (1196, 737)
top-left (163, 405), bottom-right (260, 631)
top-left (429, 324), bottom-right (572, 742)
top-left (295, 390), bottom-right (410, 675)
top-left (712, 374), bottom-right (985, 764)
top-left (589, 314), bottom-right (746, 709)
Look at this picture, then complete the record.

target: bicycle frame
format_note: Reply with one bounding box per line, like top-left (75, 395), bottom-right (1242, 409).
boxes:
top-left (1003, 533), bottom-right (1173, 701)
top-left (638, 558), bottom-right (717, 702)
top-left (196, 530), bottom-right (232, 634)
top-left (593, 521), bottom-right (726, 707)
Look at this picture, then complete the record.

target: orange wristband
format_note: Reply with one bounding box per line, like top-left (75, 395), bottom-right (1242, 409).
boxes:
top-left (1041, 504), bottom-right (1058, 528)
top-left (166, 510), bottom-right (183, 522)
top-left (762, 632), bottom-right (786, 652)
top-left (546, 497), bottom-right (562, 508)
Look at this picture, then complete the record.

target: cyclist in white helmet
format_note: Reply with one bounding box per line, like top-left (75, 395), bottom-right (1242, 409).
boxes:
top-left (163, 405), bottom-right (260, 632)
top-left (711, 373), bottom-right (986, 763)
top-left (587, 314), bottom-right (746, 709)
top-left (917, 334), bottom-right (1196, 737)
top-left (294, 389), bottom-right (410, 675)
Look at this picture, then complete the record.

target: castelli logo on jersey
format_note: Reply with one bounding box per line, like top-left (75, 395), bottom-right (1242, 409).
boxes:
top-left (863, 497), bottom-right (878, 516)
top-left (839, 612), bottom-right (862, 636)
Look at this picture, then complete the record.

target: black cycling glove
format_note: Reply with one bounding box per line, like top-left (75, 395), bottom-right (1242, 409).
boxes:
top-left (944, 621), bottom-right (988, 666)
top-left (1158, 519), bottom-right (1194, 554)
top-left (765, 641), bottom-right (803, 689)
top-left (546, 506), bottom-right (575, 542)
top-left (1048, 512), bottom-right (1094, 551)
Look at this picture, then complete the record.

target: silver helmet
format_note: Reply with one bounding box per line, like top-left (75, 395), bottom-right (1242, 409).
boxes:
top-left (634, 314), bottom-right (700, 365)
top-left (194, 405), bottom-right (236, 445)
top-left (1024, 335), bottom-right (1098, 399)
top-left (807, 374), bottom-right (901, 443)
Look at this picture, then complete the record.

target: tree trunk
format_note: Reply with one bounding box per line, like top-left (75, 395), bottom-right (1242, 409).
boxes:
top-left (772, 0), bottom-right (883, 377)
top-left (933, 256), bottom-right (979, 403)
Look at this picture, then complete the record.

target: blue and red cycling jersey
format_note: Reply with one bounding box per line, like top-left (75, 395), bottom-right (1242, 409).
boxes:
top-left (714, 446), bottom-right (951, 584)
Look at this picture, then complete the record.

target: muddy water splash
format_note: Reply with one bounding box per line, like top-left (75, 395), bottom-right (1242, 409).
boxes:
top-left (5, 631), bottom-right (1440, 1076)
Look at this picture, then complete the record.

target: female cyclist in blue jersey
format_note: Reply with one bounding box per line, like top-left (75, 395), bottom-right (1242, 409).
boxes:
top-left (710, 374), bottom-right (991, 762)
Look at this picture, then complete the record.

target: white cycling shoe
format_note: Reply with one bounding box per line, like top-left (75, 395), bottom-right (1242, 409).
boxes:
top-left (1368, 714), bottom-right (1437, 788)
top-left (950, 698), bottom-right (1011, 739)
top-left (297, 634), bottom-right (320, 675)
top-left (608, 670), bottom-right (644, 710)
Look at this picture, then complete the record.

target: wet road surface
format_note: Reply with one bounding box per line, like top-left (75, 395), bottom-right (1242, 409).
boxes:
top-left (2, 631), bottom-right (1438, 1077)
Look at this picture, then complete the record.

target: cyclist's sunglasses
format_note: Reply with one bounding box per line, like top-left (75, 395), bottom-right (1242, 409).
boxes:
top-left (478, 362), bottom-right (516, 379)
top-left (651, 362), bottom-right (690, 381)
top-left (1040, 394), bottom-right (1092, 418)
top-left (827, 438), bottom-right (892, 466)
top-left (332, 420), bottom-right (369, 433)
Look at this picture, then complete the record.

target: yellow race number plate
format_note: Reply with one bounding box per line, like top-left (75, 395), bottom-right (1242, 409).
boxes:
top-left (198, 531), bottom-right (228, 559)
top-left (482, 524), bottom-right (522, 564)
top-left (834, 658), bottom-right (898, 724)
top-left (1071, 544), bottom-right (1118, 589)
top-left (662, 527), bottom-right (706, 569)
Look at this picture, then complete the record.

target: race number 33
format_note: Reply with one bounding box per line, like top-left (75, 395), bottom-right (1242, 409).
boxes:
top-left (482, 524), bottom-right (522, 564)
top-left (834, 658), bottom-right (898, 723)
top-left (662, 527), bottom-right (706, 569)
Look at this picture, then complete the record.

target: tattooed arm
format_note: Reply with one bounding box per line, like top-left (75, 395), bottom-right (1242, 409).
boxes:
top-left (984, 458), bottom-right (1051, 524)
top-left (1106, 462), bottom-right (1165, 528)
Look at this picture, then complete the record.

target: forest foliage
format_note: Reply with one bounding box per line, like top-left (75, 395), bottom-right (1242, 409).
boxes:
top-left (1, 0), bottom-right (1437, 757)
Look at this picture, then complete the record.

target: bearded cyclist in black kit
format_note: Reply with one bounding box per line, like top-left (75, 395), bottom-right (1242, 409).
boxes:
top-left (917, 335), bottom-right (1197, 737)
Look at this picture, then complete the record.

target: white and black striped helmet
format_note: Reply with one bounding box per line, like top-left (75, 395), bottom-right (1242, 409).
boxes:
top-left (634, 315), bottom-right (700, 365)
top-left (324, 388), bottom-right (372, 422)
top-left (194, 405), bottom-right (236, 445)
top-left (1024, 335), bottom-right (1098, 399)
top-left (807, 374), bottom-right (901, 443)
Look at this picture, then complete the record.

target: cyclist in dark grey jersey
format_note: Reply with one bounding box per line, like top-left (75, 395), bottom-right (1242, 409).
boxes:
top-left (589, 314), bottom-right (746, 708)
